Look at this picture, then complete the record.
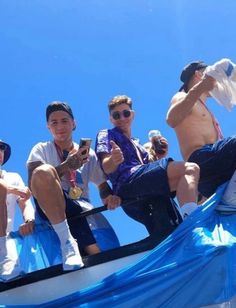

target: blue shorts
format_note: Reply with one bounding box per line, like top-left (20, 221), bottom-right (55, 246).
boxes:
top-left (117, 158), bottom-right (174, 201)
top-left (188, 136), bottom-right (236, 197)
top-left (34, 192), bottom-right (96, 251)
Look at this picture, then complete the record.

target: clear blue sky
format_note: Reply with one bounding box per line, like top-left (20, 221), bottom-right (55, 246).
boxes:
top-left (1, 1), bottom-right (236, 245)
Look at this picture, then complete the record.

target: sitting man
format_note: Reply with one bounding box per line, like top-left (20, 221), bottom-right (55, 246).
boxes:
top-left (166, 61), bottom-right (236, 199)
top-left (95, 95), bottom-right (200, 225)
top-left (0, 140), bottom-right (35, 281)
top-left (27, 101), bottom-right (120, 271)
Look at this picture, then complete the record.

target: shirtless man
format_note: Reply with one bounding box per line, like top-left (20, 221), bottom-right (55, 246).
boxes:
top-left (167, 61), bottom-right (236, 199)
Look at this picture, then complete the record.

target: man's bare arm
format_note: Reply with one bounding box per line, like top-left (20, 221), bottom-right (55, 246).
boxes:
top-left (17, 198), bottom-right (35, 236)
top-left (101, 141), bottom-right (124, 174)
top-left (98, 182), bottom-right (121, 210)
top-left (18, 199), bottom-right (35, 223)
top-left (102, 154), bottom-right (119, 174)
top-left (28, 146), bottom-right (89, 188)
top-left (166, 75), bottom-right (216, 128)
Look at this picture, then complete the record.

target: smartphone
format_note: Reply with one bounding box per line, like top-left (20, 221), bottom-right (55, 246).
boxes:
top-left (79, 138), bottom-right (92, 155)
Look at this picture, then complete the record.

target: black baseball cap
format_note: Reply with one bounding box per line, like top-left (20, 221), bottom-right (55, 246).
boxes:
top-left (46, 101), bottom-right (74, 121)
top-left (179, 61), bottom-right (208, 92)
top-left (0, 140), bottom-right (11, 165)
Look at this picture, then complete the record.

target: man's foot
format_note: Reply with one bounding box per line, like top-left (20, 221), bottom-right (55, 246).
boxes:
top-left (62, 239), bottom-right (84, 271)
top-left (0, 257), bottom-right (24, 282)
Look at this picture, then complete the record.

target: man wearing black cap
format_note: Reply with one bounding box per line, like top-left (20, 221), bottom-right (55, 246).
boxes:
top-left (0, 140), bottom-right (35, 281)
top-left (166, 61), bottom-right (236, 199)
top-left (27, 101), bottom-right (120, 271)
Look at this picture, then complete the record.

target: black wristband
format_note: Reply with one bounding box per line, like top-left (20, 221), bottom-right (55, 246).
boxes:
top-left (99, 185), bottom-right (113, 199)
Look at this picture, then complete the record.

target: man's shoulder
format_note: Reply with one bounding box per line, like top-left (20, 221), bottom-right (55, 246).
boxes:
top-left (2, 171), bottom-right (22, 182)
top-left (31, 141), bottom-right (53, 150)
top-left (170, 91), bottom-right (187, 105)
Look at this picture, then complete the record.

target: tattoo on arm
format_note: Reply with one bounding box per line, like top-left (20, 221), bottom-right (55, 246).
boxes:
top-left (55, 161), bottom-right (70, 178)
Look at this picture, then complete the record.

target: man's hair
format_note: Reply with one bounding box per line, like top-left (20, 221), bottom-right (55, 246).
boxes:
top-left (179, 61), bottom-right (208, 92)
top-left (108, 95), bottom-right (132, 112)
top-left (46, 101), bottom-right (74, 121)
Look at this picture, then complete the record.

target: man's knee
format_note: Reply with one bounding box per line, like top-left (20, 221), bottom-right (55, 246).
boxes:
top-left (31, 164), bottom-right (57, 188)
top-left (185, 162), bottom-right (200, 178)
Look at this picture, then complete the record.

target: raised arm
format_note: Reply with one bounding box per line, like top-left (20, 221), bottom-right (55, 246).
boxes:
top-left (166, 74), bottom-right (216, 128)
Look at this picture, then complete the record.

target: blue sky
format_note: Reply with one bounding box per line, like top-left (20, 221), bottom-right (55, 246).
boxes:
top-left (1, 1), bottom-right (236, 245)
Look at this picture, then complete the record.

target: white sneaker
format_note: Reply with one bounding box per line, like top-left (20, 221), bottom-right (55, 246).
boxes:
top-left (62, 239), bottom-right (84, 271)
top-left (0, 257), bottom-right (24, 282)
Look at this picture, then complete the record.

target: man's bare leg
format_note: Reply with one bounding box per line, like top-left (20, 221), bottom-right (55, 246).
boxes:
top-left (31, 164), bottom-right (84, 270)
top-left (31, 164), bottom-right (100, 268)
top-left (167, 161), bottom-right (200, 218)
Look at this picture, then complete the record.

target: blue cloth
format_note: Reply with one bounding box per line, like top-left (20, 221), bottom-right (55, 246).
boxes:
top-left (5, 183), bottom-right (236, 307)
top-left (39, 183), bottom-right (236, 308)
top-left (188, 136), bottom-right (236, 197)
top-left (4, 219), bottom-right (120, 276)
top-left (96, 127), bottom-right (149, 193)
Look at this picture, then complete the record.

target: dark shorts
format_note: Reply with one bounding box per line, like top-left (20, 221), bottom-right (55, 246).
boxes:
top-left (117, 158), bottom-right (175, 231)
top-left (188, 136), bottom-right (236, 198)
top-left (117, 158), bottom-right (174, 201)
top-left (34, 191), bottom-right (96, 251)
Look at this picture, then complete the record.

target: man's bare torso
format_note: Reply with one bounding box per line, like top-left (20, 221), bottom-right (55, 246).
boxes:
top-left (174, 100), bottom-right (218, 160)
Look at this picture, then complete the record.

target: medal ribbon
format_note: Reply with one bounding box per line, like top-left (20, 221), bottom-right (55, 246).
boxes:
top-left (131, 139), bottom-right (144, 165)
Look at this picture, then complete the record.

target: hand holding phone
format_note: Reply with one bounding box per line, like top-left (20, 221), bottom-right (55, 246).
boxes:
top-left (79, 138), bottom-right (92, 155)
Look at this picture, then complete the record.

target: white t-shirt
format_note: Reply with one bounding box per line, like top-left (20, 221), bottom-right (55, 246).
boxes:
top-left (206, 58), bottom-right (236, 111)
top-left (26, 141), bottom-right (107, 208)
top-left (1, 170), bottom-right (28, 232)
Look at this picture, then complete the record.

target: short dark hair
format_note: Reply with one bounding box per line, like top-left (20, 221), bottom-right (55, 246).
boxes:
top-left (108, 95), bottom-right (132, 112)
top-left (0, 140), bottom-right (11, 165)
top-left (46, 101), bottom-right (74, 121)
top-left (179, 61), bottom-right (208, 92)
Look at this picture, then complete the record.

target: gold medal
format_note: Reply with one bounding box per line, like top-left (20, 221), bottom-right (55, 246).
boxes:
top-left (69, 186), bottom-right (83, 199)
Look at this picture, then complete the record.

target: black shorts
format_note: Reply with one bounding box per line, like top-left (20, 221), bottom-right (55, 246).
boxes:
top-left (188, 136), bottom-right (236, 197)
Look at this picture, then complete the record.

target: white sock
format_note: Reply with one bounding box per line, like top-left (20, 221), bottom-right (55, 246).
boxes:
top-left (181, 202), bottom-right (198, 217)
top-left (52, 220), bottom-right (74, 247)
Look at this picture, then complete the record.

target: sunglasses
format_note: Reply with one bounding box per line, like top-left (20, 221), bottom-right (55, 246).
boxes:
top-left (0, 144), bottom-right (7, 151)
top-left (111, 109), bottom-right (132, 120)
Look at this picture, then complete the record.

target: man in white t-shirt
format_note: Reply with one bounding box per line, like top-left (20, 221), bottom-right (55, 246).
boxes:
top-left (27, 101), bottom-right (120, 272)
top-left (0, 140), bottom-right (35, 282)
